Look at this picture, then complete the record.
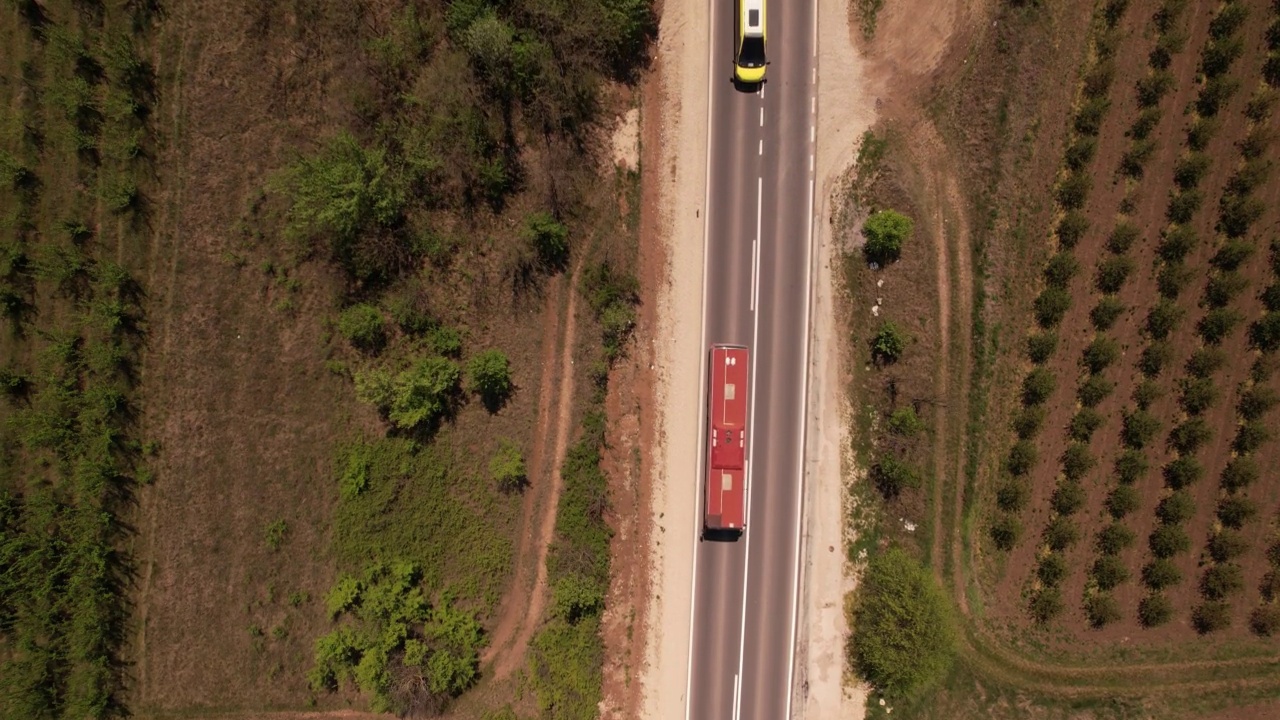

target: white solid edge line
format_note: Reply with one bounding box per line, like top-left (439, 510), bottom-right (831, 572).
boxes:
top-left (735, 175), bottom-right (764, 720)
top-left (733, 673), bottom-right (742, 720)
top-left (683, 0), bottom-right (717, 715)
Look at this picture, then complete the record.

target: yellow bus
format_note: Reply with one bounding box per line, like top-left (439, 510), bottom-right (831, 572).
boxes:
top-left (735, 0), bottom-right (767, 84)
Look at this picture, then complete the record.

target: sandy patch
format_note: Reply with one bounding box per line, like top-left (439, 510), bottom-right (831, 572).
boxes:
top-left (611, 107), bottom-right (641, 172)
top-left (636, 0), bottom-right (711, 716)
top-left (793, 0), bottom-right (877, 717)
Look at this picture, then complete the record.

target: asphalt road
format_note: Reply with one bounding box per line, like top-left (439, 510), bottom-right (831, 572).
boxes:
top-left (684, 1), bottom-right (819, 718)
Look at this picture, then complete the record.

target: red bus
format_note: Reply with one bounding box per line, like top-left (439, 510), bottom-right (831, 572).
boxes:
top-left (704, 344), bottom-right (749, 535)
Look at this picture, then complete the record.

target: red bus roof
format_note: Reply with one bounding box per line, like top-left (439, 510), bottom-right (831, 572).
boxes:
top-left (706, 344), bottom-right (748, 531)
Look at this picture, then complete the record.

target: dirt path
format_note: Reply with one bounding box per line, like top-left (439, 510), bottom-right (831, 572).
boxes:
top-left (481, 261), bottom-right (583, 681)
top-left (941, 169), bottom-right (973, 616)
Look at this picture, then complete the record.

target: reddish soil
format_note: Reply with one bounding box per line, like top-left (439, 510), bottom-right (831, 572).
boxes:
top-left (483, 260), bottom-right (584, 682)
top-left (597, 63), bottom-right (665, 720)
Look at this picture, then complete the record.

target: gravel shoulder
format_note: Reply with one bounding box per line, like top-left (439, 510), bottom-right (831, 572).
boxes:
top-left (637, 0), bottom-right (711, 716)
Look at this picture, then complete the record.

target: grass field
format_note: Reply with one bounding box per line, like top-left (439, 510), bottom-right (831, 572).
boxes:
top-left (841, 0), bottom-right (1280, 717)
top-left (0, 1), bottom-right (650, 719)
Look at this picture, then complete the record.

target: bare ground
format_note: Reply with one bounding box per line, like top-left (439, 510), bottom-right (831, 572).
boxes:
top-left (482, 260), bottom-right (584, 682)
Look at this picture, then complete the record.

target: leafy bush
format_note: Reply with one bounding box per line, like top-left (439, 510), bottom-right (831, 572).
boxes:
top-left (1078, 374), bottom-right (1115, 408)
top-left (1056, 211), bottom-right (1089, 248)
top-left (1005, 441), bottom-right (1037, 477)
top-left (1163, 456), bottom-right (1203, 489)
top-left (1157, 225), bottom-right (1197, 262)
top-left (490, 439), bottom-right (527, 492)
top-left (1208, 530), bottom-right (1248, 563)
top-left (1051, 481), bottom-right (1086, 515)
top-left (1173, 152), bottom-right (1210, 190)
top-left (1121, 409), bottom-right (1160, 449)
top-left (272, 132), bottom-right (407, 276)
top-left (1114, 449), bottom-right (1148, 485)
top-left (265, 519), bottom-right (289, 550)
top-left (582, 261), bottom-right (639, 362)
top-left (1262, 570), bottom-right (1280, 602)
top-left (1022, 368), bottom-right (1056, 406)
top-left (1217, 495), bottom-right (1258, 528)
top-left (1132, 379), bottom-right (1161, 410)
top-left (1208, 238), bottom-right (1249, 271)
top-left (1219, 456), bottom-right (1259, 492)
top-left (1205, 272), bottom-right (1247, 308)
top-left (1037, 553), bottom-right (1067, 586)
top-left (1149, 524), bottom-right (1191, 559)
top-left (1238, 386), bottom-right (1279, 420)
top-left (1250, 605), bottom-right (1280, 637)
top-left (1188, 117), bottom-right (1218, 151)
top-left (1166, 189), bottom-right (1202, 224)
top-left (1139, 594), bottom-right (1173, 627)
top-left (1201, 36), bottom-right (1244, 77)
top-left (1196, 75), bottom-right (1240, 117)
top-left (871, 321), bottom-right (908, 364)
top-left (887, 406), bottom-right (925, 436)
top-left (525, 211), bottom-right (569, 270)
top-left (990, 514), bottom-right (1021, 551)
top-left (1095, 256), bottom-right (1134, 294)
top-left (467, 349), bottom-right (513, 409)
top-left (1081, 336), bottom-right (1120, 374)
top-left (1145, 299), bottom-right (1183, 340)
top-left (1068, 408), bottom-right (1103, 442)
top-left (1198, 307), bottom-right (1243, 345)
top-left (1085, 592), bottom-right (1121, 627)
top-left (1232, 421), bottom-right (1271, 455)
top-left (850, 547), bottom-right (956, 697)
top-left (1044, 517), bottom-right (1079, 551)
top-left (356, 358), bottom-right (461, 430)
top-left (1026, 332), bottom-right (1058, 364)
top-left (872, 455), bottom-right (921, 497)
top-left (1142, 559), bottom-right (1182, 590)
top-left (1250, 313), bottom-right (1280, 352)
top-left (1064, 137), bottom-right (1097, 171)
top-left (1129, 106), bottom-right (1162, 140)
top-left (1168, 417), bottom-right (1211, 454)
top-left (1136, 70), bottom-right (1174, 107)
top-left (1034, 287), bottom-right (1071, 328)
top-left (1185, 347), bottom-right (1225, 378)
top-left (1157, 262), bottom-right (1193, 299)
top-left (1119, 138), bottom-right (1156, 178)
top-left (1193, 601), bottom-right (1232, 634)
top-left (1208, 1), bottom-right (1248, 39)
top-left (1055, 171), bottom-right (1091, 210)
top-left (1155, 491), bottom-right (1195, 525)
top-left (1074, 97), bottom-right (1110, 136)
top-left (1141, 340), bottom-right (1172, 379)
top-left (1090, 297), bottom-right (1124, 331)
top-left (1043, 252), bottom-right (1080, 288)
top-left (1012, 406), bottom-right (1046, 440)
top-left (995, 480), bottom-right (1030, 512)
top-left (339, 304), bottom-right (387, 351)
top-left (863, 210), bottom-right (913, 265)
top-left (1060, 444), bottom-right (1095, 482)
top-left (1096, 523), bottom-right (1135, 555)
top-left (1264, 284), bottom-right (1280, 313)
top-left (552, 574), bottom-right (605, 623)
top-left (1029, 587), bottom-right (1064, 624)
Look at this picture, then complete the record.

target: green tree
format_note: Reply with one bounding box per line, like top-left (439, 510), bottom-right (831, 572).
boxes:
top-left (871, 455), bottom-right (920, 497)
top-left (862, 210), bottom-right (913, 265)
top-left (887, 406), bottom-right (925, 436)
top-left (871, 321), bottom-right (907, 364)
top-left (468, 349), bottom-right (513, 409)
top-left (273, 132), bottom-right (405, 244)
top-left (388, 358), bottom-right (460, 429)
top-left (1139, 594), bottom-right (1173, 627)
top-left (338, 303), bottom-right (387, 351)
top-left (850, 547), bottom-right (955, 697)
top-left (525, 211), bottom-right (570, 270)
top-left (490, 438), bottom-right (527, 492)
